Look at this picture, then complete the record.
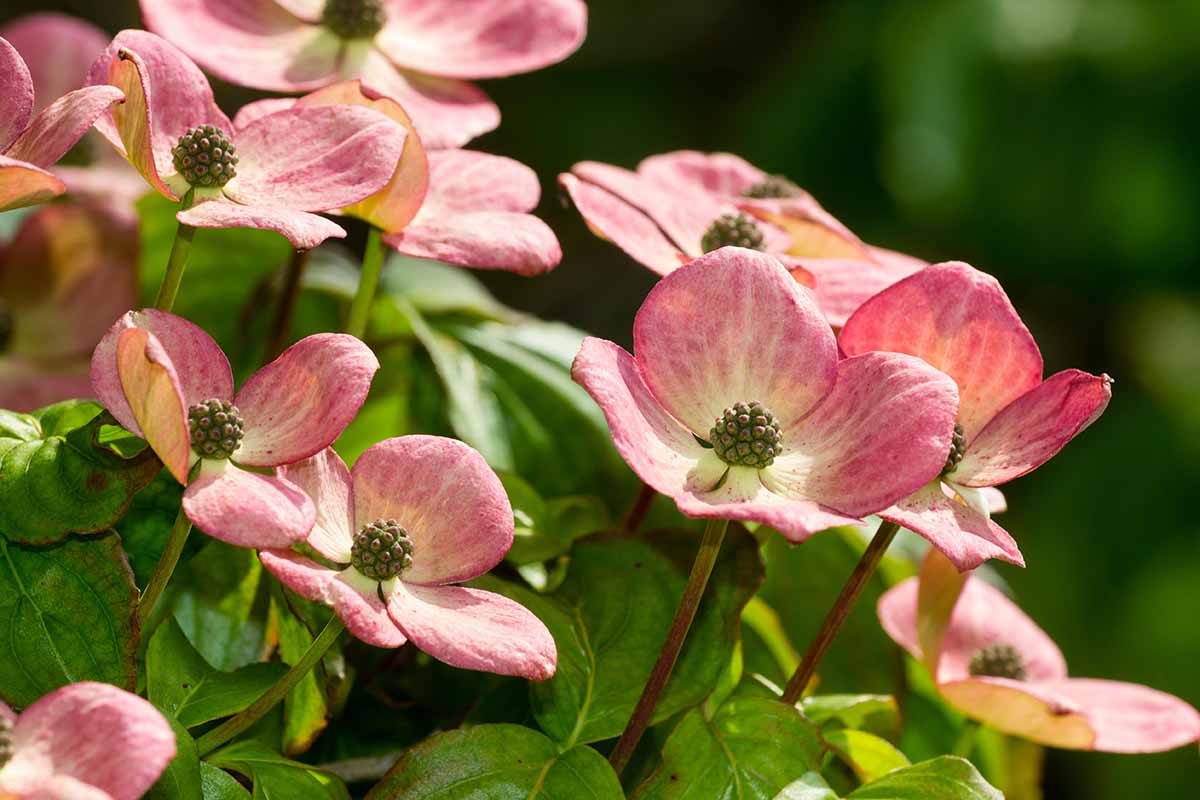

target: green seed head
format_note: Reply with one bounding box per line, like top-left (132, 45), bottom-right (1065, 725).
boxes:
top-left (0, 711), bottom-right (12, 768)
top-left (943, 423), bottom-right (966, 475)
top-left (710, 401), bottom-right (783, 468)
top-left (172, 125), bottom-right (238, 188)
top-left (188, 398), bottom-right (244, 460)
top-left (969, 643), bottom-right (1027, 681)
top-left (351, 518), bottom-right (415, 581)
top-left (701, 212), bottom-right (766, 253)
top-left (322, 0), bottom-right (386, 39)
top-left (742, 174), bottom-right (803, 199)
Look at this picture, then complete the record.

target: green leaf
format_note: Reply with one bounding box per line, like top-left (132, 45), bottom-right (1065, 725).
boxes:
top-left (175, 662), bottom-right (286, 728)
top-left (201, 763), bottom-right (252, 800)
top-left (116, 471), bottom-right (186, 588)
top-left (501, 472), bottom-right (610, 566)
top-left (148, 617), bottom-right (217, 716)
top-left (0, 400), bottom-right (159, 545)
top-left (380, 254), bottom-right (508, 319)
top-left (208, 740), bottom-right (351, 800)
top-left (824, 729), bottom-right (910, 784)
top-left (0, 531), bottom-right (137, 706)
top-left (775, 773), bottom-right (841, 800)
top-left (146, 716), bottom-right (203, 800)
top-left (172, 540), bottom-right (271, 671)
top-left (802, 695), bottom-right (901, 739)
top-left (365, 723), bottom-right (623, 800)
top-left (272, 589), bottom-right (331, 755)
top-left (632, 696), bottom-right (827, 799)
top-left (846, 756), bottom-right (1003, 799)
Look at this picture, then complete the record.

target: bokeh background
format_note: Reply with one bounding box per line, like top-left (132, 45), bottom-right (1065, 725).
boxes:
top-left (7, 1), bottom-right (1200, 797)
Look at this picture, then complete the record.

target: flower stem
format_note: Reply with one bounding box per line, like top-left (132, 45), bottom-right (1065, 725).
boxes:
top-left (608, 517), bottom-right (728, 775)
top-left (622, 482), bottom-right (657, 533)
top-left (780, 520), bottom-right (900, 704)
top-left (263, 250), bottom-right (310, 362)
top-left (137, 506), bottom-right (193, 630)
top-left (153, 190), bottom-right (196, 312)
top-left (195, 615), bottom-right (345, 757)
top-left (344, 227), bottom-right (386, 338)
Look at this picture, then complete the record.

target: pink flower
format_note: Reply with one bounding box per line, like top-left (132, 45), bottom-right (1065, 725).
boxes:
top-left (571, 246), bottom-right (961, 541)
top-left (90, 309), bottom-right (380, 548)
top-left (878, 553), bottom-right (1200, 752)
top-left (559, 150), bottom-right (924, 326)
top-left (0, 682), bottom-right (176, 800)
top-left (83, 30), bottom-right (407, 250)
top-left (234, 81), bottom-right (561, 275)
top-left (140, 0), bottom-right (588, 149)
top-left (0, 34), bottom-right (123, 212)
top-left (260, 438), bottom-right (557, 679)
top-left (839, 262), bottom-right (1113, 571)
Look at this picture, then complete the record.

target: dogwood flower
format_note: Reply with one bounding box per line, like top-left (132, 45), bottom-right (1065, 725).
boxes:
top-left (90, 309), bottom-right (379, 548)
top-left (839, 262), bottom-right (1112, 571)
top-left (0, 682), bottom-right (175, 800)
top-left (572, 246), bottom-right (960, 540)
top-left (0, 35), bottom-right (123, 212)
top-left (260, 438), bottom-right (556, 679)
top-left (139, 0), bottom-right (588, 148)
top-left (83, 30), bottom-right (407, 250)
top-left (879, 552), bottom-right (1200, 752)
top-left (560, 150), bottom-right (924, 325)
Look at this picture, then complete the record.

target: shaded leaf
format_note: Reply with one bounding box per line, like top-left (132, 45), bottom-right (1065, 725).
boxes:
top-left (802, 695), bottom-right (901, 739)
top-left (847, 756), bottom-right (1003, 799)
top-left (146, 716), bottom-right (203, 800)
top-left (201, 762), bottom-right (252, 800)
top-left (208, 740), bottom-right (351, 800)
top-left (172, 540), bottom-right (271, 671)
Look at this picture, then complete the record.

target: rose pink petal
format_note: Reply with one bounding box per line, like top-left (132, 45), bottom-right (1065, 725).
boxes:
top-left (115, 327), bottom-right (192, 484)
top-left (351, 436), bottom-right (513, 586)
top-left (633, 247), bottom-right (838, 435)
top-left (558, 172), bottom-right (683, 275)
top-left (0, 154), bottom-right (64, 212)
top-left (797, 256), bottom-right (923, 328)
top-left (741, 195), bottom-right (873, 262)
top-left (3, 682), bottom-right (174, 800)
top-left (386, 211), bottom-right (561, 275)
top-left (140, 0), bottom-right (341, 92)
top-left (376, 0), bottom-right (585, 79)
top-left (421, 149), bottom-right (540, 213)
top-left (183, 460), bottom-right (315, 548)
top-left (637, 150), bottom-right (765, 196)
top-left (954, 369), bottom-right (1112, 487)
top-left (278, 447), bottom-right (356, 563)
top-left (225, 104), bottom-right (406, 211)
top-left (11, 774), bottom-right (115, 799)
top-left (0, 36), bottom-right (34, 152)
top-left (233, 333), bottom-right (379, 467)
top-left (1, 13), bottom-right (109, 107)
top-left (840, 262), bottom-right (1044, 439)
top-left (385, 580), bottom-right (556, 679)
top-left (92, 309), bottom-right (234, 438)
top-left (232, 98), bottom-right (298, 130)
top-left (1038, 678), bottom-right (1200, 753)
top-left (176, 199), bottom-right (346, 249)
top-left (878, 482), bottom-right (1024, 571)
top-left (939, 677), bottom-right (1095, 750)
top-left (260, 550), bottom-right (405, 648)
top-left (5, 85), bottom-right (124, 168)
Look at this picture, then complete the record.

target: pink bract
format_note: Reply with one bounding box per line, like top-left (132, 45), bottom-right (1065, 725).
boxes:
top-left (90, 309), bottom-right (380, 548)
top-left (878, 552), bottom-right (1200, 752)
top-left (572, 246), bottom-right (961, 542)
top-left (0, 34), bottom-right (124, 212)
top-left (260, 438), bottom-right (557, 679)
top-left (839, 261), bottom-right (1112, 571)
top-left (0, 682), bottom-right (175, 800)
top-left (84, 30), bottom-right (407, 249)
top-left (140, 0), bottom-right (587, 148)
top-left (559, 150), bottom-right (925, 326)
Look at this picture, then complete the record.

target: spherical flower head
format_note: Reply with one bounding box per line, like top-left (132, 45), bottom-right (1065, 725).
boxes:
top-left (171, 124), bottom-right (238, 188)
top-left (969, 643), bottom-right (1027, 680)
top-left (742, 174), bottom-right (804, 199)
top-left (942, 422), bottom-right (966, 475)
top-left (710, 400), bottom-right (783, 468)
top-left (351, 517), bottom-right (414, 581)
top-left (188, 398), bottom-right (244, 460)
top-left (322, 0), bottom-right (386, 40)
top-left (701, 212), bottom-right (765, 253)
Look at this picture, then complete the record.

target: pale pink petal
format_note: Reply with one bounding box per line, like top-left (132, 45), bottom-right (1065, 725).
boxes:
top-left (11, 774), bottom-right (115, 799)
top-left (183, 459), bottom-right (315, 548)
top-left (233, 333), bottom-right (379, 467)
top-left (839, 262), bottom-right (1044, 440)
top-left (0, 155), bottom-right (64, 212)
top-left (351, 436), bottom-right (512, 585)
top-left (421, 149), bottom-right (539, 213)
top-left (0, 358), bottom-right (93, 413)
top-left (224, 105), bottom-right (405, 211)
top-left (979, 486), bottom-right (1007, 514)
top-left (376, 0), bottom-right (585, 79)
top-left (5, 85), bottom-right (124, 168)
top-left (798, 256), bottom-right (923, 328)
top-left (558, 172), bottom-right (683, 275)
top-left (0, 35), bottom-right (34, 151)
top-left (91, 308), bottom-right (233, 438)
top-left (878, 482), bottom-right (1023, 572)
top-left (1040, 679), bottom-right (1200, 753)
top-left (277, 447), bottom-right (355, 563)
top-left (954, 370), bottom-right (1112, 487)
top-left (275, 0), bottom-right (323, 20)
top-left (1, 13), bottom-right (109, 107)
top-left (260, 550), bottom-right (405, 648)
top-left (0, 699), bottom-right (14, 729)
top-left (176, 199), bottom-right (346, 249)
top-left (140, 0), bottom-right (341, 92)
top-left (939, 678), bottom-right (1095, 750)
top-left (386, 211), bottom-right (561, 275)
top-left (232, 97), bottom-right (298, 130)
top-left (115, 327), bottom-right (192, 484)
top-left (637, 150), bottom-right (765, 196)
top-left (5, 682), bottom-right (174, 800)
top-left (386, 581), bottom-right (556, 679)
top-left (877, 577), bottom-right (924, 663)
top-left (632, 247), bottom-right (838, 435)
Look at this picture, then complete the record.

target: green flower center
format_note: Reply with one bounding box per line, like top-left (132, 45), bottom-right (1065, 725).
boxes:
top-left (323, 0), bottom-right (386, 39)
top-left (742, 174), bottom-right (803, 199)
top-left (701, 212), bottom-right (766, 253)
top-left (188, 398), bottom-right (245, 460)
top-left (710, 401), bottom-right (783, 468)
top-left (943, 423), bottom-right (966, 475)
top-left (969, 643), bottom-right (1027, 680)
top-left (172, 125), bottom-right (238, 188)
top-left (0, 711), bottom-right (12, 768)
top-left (351, 518), bottom-right (414, 581)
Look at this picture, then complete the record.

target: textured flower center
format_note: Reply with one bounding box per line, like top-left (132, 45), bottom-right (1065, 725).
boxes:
top-left (742, 174), bottom-right (803, 199)
top-left (188, 398), bottom-right (244, 460)
top-left (351, 518), bottom-right (415, 581)
top-left (710, 401), bottom-right (783, 468)
top-left (323, 0), bottom-right (386, 39)
top-left (172, 125), bottom-right (239, 188)
top-left (701, 212), bottom-right (766, 254)
top-left (0, 711), bottom-right (12, 768)
top-left (942, 423), bottom-right (966, 475)
top-left (968, 643), bottom-right (1027, 680)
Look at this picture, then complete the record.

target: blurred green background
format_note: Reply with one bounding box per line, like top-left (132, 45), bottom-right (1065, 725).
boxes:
top-left (8, 1), bottom-right (1200, 797)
